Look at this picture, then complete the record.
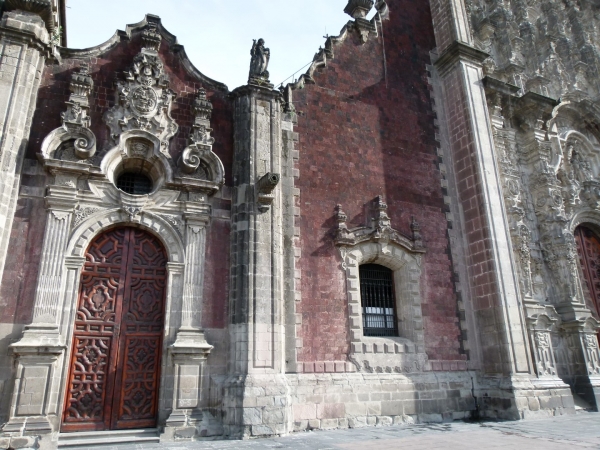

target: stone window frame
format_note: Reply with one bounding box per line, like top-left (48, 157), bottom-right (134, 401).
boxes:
top-left (340, 242), bottom-right (427, 372)
top-left (334, 198), bottom-right (429, 373)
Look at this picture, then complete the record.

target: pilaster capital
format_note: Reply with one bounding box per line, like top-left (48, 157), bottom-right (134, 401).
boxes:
top-left (434, 40), bottom-right (489, 78)
top-left (184, 211), bottom-right (210, 230)
top-left (167, 262), bottom-right (185, 275)
top-left (64, 256), bottom-right (86, 270)
top-left (45, 185), bottom-right (77, 211)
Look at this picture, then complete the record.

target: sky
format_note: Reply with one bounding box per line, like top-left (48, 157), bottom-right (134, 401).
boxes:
top-left (65, 0), bottom-right (367, 90)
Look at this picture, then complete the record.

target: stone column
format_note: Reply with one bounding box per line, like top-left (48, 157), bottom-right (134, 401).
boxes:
top-left (4, 185), bottom-right (76, 434)
top-left (429, 0), bottom-right (553, 418)
top-left (0, 10), bottom-right (51, 286)
top-left (224, 84), bottom-right (290, 438)
top-left (164, 207), bottom-right (213, 440)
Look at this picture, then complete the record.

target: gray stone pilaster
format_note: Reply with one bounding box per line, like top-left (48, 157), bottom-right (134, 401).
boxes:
top-left (0, 10), bottom-right (50, 287)
top-left (3, 185), bottom-right (76, 434)
top-left (430, 0), bottom-right (569, 418)
top-left (224, 85), bottom-right (291, 438)
top-left (164, 205), bottom-right (214, 440)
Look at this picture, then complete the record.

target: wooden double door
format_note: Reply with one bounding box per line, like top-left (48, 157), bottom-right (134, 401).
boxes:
top-left (62, 227), bottom-right (167, 432)
top-left (575, 225), bottom-right (600, 318)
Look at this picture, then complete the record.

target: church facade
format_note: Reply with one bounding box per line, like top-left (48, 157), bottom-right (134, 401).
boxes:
top-left (0, 0), bottom-right (599, 448)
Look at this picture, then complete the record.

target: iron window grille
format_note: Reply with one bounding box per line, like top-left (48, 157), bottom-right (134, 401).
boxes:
top-left (359, 263), bottom-right (398, 337)
top-left (116, 172), bottom-right (153, 195)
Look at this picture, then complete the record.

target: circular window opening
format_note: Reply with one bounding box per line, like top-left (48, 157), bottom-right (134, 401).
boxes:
top-left (116, 172), bottom-right (153, 195)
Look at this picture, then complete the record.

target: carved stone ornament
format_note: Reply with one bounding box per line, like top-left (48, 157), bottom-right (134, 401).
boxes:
top-left (335, 196), bottom-right (425, 254)
top-left (178, 89), bottom-right (225, 193)
top-left (40, 63), bottom-right (97, 162)
top-left (104, 24), bottom-right (178, 153)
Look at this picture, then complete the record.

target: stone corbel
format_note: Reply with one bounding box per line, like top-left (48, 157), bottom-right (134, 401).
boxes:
top-left (256, 172), bottom-right (280, 213)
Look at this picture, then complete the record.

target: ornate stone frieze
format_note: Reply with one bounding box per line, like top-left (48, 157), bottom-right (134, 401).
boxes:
top-left (469, 0), bottom-right (600, 100)
top-left (104, 25), bottom-right (178, 152)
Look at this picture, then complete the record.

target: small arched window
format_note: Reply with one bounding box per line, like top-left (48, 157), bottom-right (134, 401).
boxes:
top-left (359, 263), bottom-right (398, 337)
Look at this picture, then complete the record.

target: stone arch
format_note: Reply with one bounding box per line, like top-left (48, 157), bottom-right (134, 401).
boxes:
top-left (68, 209), bottom-right (185, 263)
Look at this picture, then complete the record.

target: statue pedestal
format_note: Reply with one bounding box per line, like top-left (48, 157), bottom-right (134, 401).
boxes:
top-left (161, 328), bottom-right (214, 441)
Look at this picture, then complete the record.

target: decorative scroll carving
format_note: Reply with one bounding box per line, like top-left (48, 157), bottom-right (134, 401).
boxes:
top-left (40, 63), bottom-right (97, 162)
top-left (73, 206), bottom-right (102, 227)
top-left (104, 26), bottom-right (178, 151)
top-left (249, 39), bottom-right (272, 87)
top-left (179, 88), bottom-right (218, 180)
top-left (256, 172), bottom-right (280, 213)
top-left (335, 196), bottom-right (425, 253)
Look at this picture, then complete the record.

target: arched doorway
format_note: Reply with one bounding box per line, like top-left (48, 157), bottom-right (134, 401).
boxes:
top-left (575, 225), bottom-right (600, 318)
top-left (61, 227), bottom-right (167, 432)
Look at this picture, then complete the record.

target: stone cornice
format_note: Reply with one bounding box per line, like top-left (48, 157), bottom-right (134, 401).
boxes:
top-left (482, 76), bottom-right (521, 98)
top-left (230, 83), bottom-right (283, 100)
top-left (0, 22), bottom-right (51, 56)
top-left (434, 40), bottom-right (489, 78)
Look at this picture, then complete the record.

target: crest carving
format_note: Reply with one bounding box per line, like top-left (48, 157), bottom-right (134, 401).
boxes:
top-left (104, 24), bottom-right (178, 153)
top-left (334, 196), bottom-right (425, 253)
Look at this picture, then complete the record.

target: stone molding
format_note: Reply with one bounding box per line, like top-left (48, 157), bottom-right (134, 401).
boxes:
top-left (59, 15), bottom-right (228, 93)
top-left (433, 40), bottom-right (489, 78)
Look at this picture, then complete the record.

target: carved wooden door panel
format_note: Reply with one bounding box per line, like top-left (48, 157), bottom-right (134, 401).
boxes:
top-left (62, 227), bottom-right (167, 432)
top-left (575, 225), bottom-right (600, 318)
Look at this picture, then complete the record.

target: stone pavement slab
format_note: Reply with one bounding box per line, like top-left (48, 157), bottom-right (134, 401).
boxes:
top-left (68, 412), bottom-right (600, 450)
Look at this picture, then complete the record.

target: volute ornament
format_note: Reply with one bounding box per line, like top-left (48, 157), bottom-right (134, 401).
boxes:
top-left (39, 62), bottom-right (97, 162)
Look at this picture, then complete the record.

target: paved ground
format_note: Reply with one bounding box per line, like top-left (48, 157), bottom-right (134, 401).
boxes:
top-left (76, 412), bottom-right (600, 449)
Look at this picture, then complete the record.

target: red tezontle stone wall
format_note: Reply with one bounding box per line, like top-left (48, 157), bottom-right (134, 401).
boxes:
top-left (292, 0), bottom-right (465, 363)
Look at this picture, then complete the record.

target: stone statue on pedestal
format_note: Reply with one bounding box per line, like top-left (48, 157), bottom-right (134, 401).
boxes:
top-left (249, 38), bottom-right (271, 86)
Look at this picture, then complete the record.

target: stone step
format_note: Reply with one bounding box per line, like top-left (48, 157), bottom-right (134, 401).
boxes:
top-left (57, 428), bottom-right (160, 448)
